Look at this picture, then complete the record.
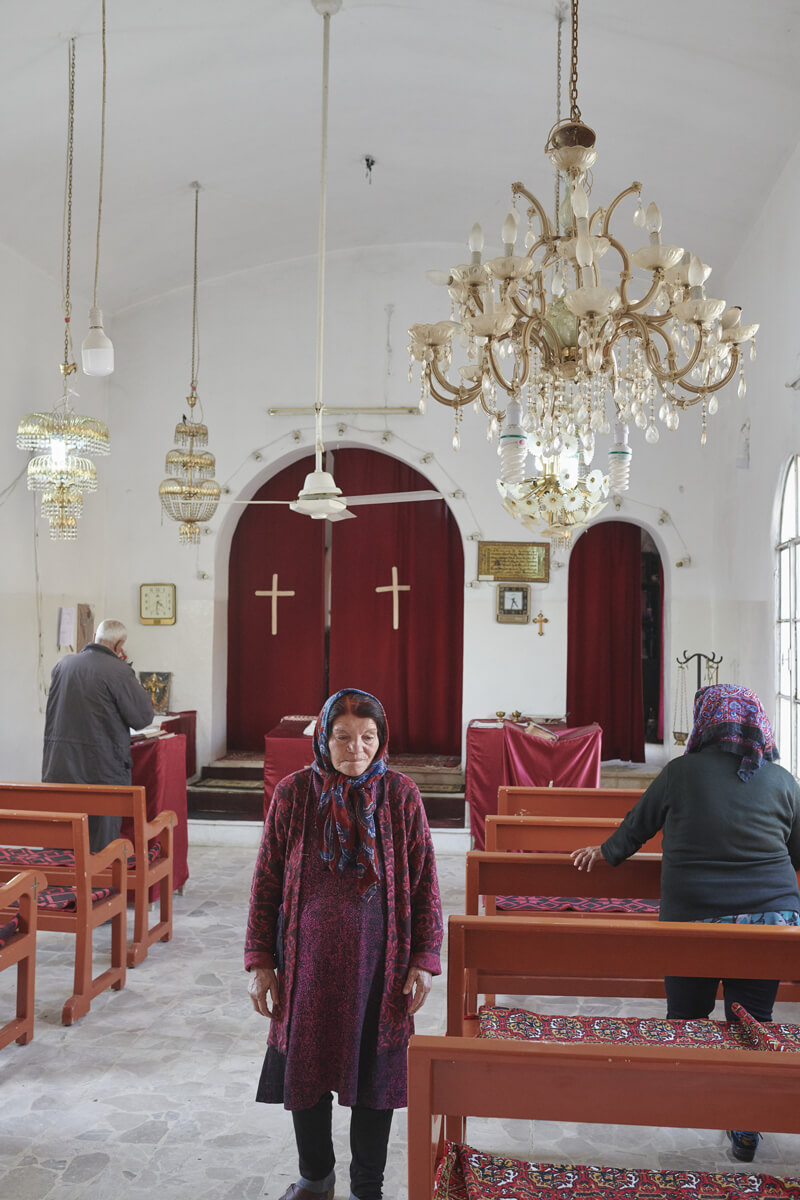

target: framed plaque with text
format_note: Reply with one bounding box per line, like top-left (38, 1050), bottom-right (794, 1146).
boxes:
top-left (478, 541), bottom-right (550, 583)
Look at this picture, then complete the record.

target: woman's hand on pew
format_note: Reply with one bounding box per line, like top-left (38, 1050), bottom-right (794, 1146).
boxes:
top-left (571, 845), bottom-right (604, 872)
top-left (403, 967), bottom-right (433, 1015)
top-left (248, 967), bottom-right (281, 1019)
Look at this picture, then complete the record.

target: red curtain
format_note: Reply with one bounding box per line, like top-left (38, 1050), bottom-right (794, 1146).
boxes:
top-left (566, 521), bottom-right (645, 762)
top-left (328, 449), bottom-right (463, 755)
top-left (227, 449), bottom-right (464, 756)
top-left (227, 456), bottom-right (326, 749)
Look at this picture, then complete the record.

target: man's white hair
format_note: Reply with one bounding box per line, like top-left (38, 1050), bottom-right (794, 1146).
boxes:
top-left (95, 619), bottom-right (127, 646)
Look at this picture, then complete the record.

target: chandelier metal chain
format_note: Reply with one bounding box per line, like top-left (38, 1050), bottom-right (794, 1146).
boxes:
top-left (408, 0), bottom-right (758, 544)
top-left (62, 37), bottom-right (76, 375)
top-left (568, 0), bottom-right (581, 123)
top-left (91, 0), bottom-right (107, 309)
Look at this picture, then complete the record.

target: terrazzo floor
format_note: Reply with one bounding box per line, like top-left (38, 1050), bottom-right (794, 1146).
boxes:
top-left (1, 842), bottom-right (799, 1198)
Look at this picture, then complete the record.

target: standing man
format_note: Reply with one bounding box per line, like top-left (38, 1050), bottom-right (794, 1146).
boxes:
top-left (42, 619), bottom-right (154, 851)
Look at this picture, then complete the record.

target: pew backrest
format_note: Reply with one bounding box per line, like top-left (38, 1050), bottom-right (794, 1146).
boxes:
top-left (497, 785), bottom-right (644, 818)
top-left (484, 813), bottom-right (662, 853)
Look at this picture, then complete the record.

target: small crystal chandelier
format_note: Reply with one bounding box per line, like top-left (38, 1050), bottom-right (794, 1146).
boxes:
top-left (16, 38), bottom-right (110, 541)
top-left (158, 183), bottom-right (221, 544)
top-left (408, 0), bottom-right (758, 541)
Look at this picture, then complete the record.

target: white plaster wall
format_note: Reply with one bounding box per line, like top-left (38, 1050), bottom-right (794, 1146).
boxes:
top-left (705, 139), bottom-right (800, 719)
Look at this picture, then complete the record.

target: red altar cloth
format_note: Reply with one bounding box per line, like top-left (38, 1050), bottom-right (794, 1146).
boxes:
top-left (263, 718), bottom-right (315, 816)
top-left (465, 720), bottom-right (602, 849)
top-left (161, 710), bottom-right (197, 778)
top-left (128, 734), bottom-right (189, 893)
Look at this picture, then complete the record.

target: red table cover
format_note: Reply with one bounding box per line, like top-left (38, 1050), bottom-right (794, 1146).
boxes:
top-left (128, 734), bottom-right (189, 894)
top-left (263, 718), bottom-right (315, 816)
top-left (161, 710), bottom-right (197, 778)
top-left (465, 720), bottom-right (602, 849)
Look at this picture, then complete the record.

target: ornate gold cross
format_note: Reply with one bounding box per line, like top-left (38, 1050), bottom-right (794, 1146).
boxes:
top-left (255, 573), bottom-right (296, 636)
top-left (533, 611), bottom-right (549, 637)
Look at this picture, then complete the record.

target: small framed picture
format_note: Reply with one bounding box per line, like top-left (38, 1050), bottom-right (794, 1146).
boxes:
top-left (139, 671), bottom-right (172, 714)
top-left (496, 584), bottom-right (530, 624)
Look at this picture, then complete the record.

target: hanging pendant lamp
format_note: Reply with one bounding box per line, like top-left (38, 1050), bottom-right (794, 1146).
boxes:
top-left (158, 183), bottom-right (221, 544)
top-left (16, 37), bottom-right (110, 541)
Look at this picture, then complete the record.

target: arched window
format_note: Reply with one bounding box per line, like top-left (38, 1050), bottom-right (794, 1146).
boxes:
top-left (777, 457), bottom-right (800, 774)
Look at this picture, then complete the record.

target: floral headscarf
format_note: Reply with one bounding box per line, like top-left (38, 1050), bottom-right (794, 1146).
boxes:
top-left (685, 684), bottom-right (779, 781)
top-left (312, 688), bottom-right (388, 897)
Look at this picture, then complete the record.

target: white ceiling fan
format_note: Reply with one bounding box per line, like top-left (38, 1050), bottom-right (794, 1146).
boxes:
top-left (224, 400), bottom-right (441, 522)
top-left (225, 0), bottom-right (440, 523)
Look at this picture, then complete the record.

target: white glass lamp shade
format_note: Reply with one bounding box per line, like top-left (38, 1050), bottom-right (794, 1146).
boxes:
top-left (81, 307), bottom-right (115, 377)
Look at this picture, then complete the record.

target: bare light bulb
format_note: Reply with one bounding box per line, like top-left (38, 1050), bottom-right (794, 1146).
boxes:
top-left (501, 210), bottom-right (518, 251)
top-left (688, 255), bottom-right (705, 289)
top-left (645, 202), bottom-right (662, 234)
top-left (81, 306), bottom-right (115, 377)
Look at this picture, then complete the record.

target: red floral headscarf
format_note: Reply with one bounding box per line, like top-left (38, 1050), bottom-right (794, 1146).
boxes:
top-left (685, 684), bottom-right (778, 781)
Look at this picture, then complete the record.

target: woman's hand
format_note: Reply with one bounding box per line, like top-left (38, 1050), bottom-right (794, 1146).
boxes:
top-left (248, 967), bottom-right (280, 1018)
top-left (403, 966), bottom-right (433, 1015)
top-left (571, 845), bottom-right (604, 872)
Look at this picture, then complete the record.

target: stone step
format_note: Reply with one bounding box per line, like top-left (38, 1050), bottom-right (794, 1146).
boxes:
top-left (188, 782), bottom-right (466, 829)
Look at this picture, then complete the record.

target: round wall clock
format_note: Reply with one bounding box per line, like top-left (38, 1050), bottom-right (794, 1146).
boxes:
top-left (139, 583), bottom-right (177, 626)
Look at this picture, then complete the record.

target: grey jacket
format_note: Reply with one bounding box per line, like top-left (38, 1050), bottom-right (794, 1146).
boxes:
top-left (42, 644), bottom-right (154, 786)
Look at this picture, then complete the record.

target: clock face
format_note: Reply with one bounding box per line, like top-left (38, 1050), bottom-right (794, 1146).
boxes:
top-left (139, 584), bottom-right (176, 625)
top-left (504, 591), bottom-right (523, 612)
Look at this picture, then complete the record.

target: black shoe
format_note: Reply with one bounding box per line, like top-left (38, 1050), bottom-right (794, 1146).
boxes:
top-left (727, 1130), bottom-right (760, 1162)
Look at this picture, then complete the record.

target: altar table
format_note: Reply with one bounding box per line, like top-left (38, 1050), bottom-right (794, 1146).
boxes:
top-left (465, 719), bottom-right (602, 849)
top-left (129, 734), bottom-right (189, 892)
top-left (160, 710), bottom-right (197, 779)
top-left (263, 718), bottom-right (315, 815)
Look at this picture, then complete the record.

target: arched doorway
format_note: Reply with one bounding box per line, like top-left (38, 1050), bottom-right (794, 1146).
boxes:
top-left (226, 447), bottom-right (464, 755)
top-left (566, 520), bottom-right (664, 762)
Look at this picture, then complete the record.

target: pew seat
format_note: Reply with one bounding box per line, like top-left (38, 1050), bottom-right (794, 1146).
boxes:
top-left (0, 811), bottom-right (130, 1024)
top-left (0, 782), bottom-right (176, 967)
top-left (0, 869), bottom-right (46, 1048)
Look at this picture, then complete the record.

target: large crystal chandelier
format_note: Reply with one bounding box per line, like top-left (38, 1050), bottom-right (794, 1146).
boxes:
top-left (408, 0), bottom-right (758, 542)
top-left (16, 38), bottom-right (110, 541)
top-left (158, 183), bottom-right (221, 544)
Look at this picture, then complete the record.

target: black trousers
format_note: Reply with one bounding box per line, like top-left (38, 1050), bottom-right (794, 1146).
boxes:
top-left (664, 974), bottom-right (779, 1023)
top-left (292, 1091), bottom-right (393, 1200)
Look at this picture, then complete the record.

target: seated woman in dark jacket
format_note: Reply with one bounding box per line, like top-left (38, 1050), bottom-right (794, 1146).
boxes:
top-left (572, 684), bottom-right (800, 1163)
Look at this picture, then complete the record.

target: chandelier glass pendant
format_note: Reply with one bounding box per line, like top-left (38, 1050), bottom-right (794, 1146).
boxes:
top-left (408, 0), bottom-right (758, 542)
top-left (16, 37), bottom-right (110, 541)
top-left (158, 183), bottom-right (221, 544)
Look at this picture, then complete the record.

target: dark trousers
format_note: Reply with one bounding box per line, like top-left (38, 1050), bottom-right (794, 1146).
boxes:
top-left (292, 1091), bottom-right (393, 1200)
top-left (664, 974), bottom-right (779, 1022)
top-left (88, 813), bottom-right (122, 853)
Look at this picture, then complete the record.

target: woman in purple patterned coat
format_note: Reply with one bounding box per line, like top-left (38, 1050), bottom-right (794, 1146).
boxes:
top-left (245, 688), bottom-right (443, 1200)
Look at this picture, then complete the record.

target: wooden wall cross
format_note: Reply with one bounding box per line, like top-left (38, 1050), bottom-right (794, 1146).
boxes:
top-left (375, 565), bottom-right (411, 631)
top-left (533, 611), bottom-right (549, 637)
top-left (255, 573), bottom-right (296, 636)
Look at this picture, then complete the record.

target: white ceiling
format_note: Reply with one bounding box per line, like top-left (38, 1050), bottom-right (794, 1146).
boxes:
top-left (1, 0), bottom-right (798, 315)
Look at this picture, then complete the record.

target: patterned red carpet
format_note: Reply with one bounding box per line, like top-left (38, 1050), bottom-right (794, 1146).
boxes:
top-left (434, 1143), bottom-right (800, 1199)
top-left (477, 1005), bottom-right (800, 1053)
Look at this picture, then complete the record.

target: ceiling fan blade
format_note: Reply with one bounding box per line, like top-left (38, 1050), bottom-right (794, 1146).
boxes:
top-left (219, 498), bottom-right (293, 505)
top-left (342, 490), bottom-right (442, 507)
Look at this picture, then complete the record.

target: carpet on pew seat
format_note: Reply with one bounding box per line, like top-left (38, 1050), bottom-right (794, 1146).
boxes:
top-left (477, 1004), bottom-right (800, 1052)
top-left (0, 915), bottom-right (20, 948)
top-left (496, 895), bottom-right (659, 913)
top-left (37, 886), bottom-right (115, 910)
top-left (0, 844), bottom-right (161, 869)
top-left (434, 1143), bottom-right (800, 1199)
